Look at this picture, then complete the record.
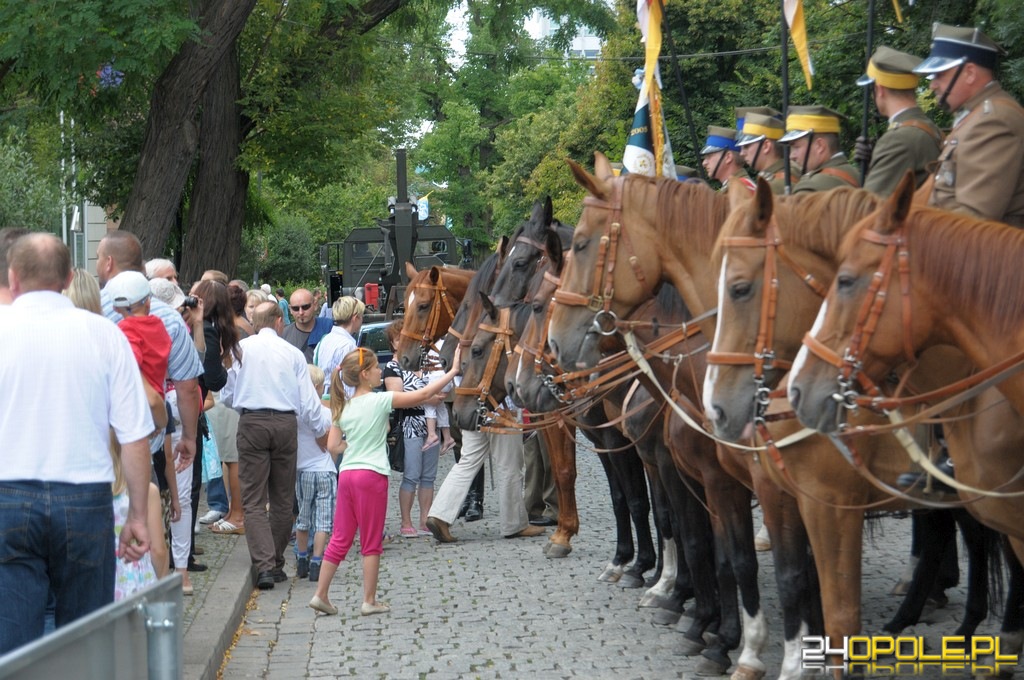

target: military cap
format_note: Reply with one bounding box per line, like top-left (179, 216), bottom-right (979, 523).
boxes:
top-left (737, 112), bottom-right (786, 147)
top-left (856, 46), bottom-right (923, 89)
top-left (914, 23), bottom-right (1005, 75)
top-left (734, 106), bottom-right (782, 132)
top-left (779, 106), bottom-right (845, 144)
top-left (700, 126), bottom-right (740, 155)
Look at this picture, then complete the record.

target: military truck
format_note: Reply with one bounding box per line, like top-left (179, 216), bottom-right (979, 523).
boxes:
top-left (319, 149), bottom-right (459, 320)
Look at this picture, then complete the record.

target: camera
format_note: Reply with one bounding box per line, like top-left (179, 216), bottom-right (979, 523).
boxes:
top-left (181, 295), bottom-right (199, 309)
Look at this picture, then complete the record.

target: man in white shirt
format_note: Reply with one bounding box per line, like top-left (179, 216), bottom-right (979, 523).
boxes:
top-left (0, 233), bottom-right (153, 653)
top-left (221, 302), bottom-right (331, 589)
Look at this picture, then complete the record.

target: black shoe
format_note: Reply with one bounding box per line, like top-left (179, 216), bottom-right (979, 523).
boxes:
top-left (271, 567), bottom-right (288, 583)
top-left (309, 562), bottom-right (321, 583)
top-left (296, 556), bottom-right (309, 579)
top-left (187, 560), bottom-right (208, 572)
top-left (458, 498), bottom-right (470, 519)
top-left (256, 571), bottom-right (275, 590)
top-left (465, 498), bottom-right (483, 522)
top-left (529, 516), bottom-right (558, 527)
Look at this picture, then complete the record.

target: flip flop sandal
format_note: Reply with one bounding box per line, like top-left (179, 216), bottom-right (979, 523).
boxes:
top-left (210, 520), bottom-right (245, 535)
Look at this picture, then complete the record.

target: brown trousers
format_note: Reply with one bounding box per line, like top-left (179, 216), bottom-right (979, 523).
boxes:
top-left (237, 412), bottom-right (298, 573)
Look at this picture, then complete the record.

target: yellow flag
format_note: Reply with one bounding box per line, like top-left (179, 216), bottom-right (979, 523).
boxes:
top-left (784, 0), bottom-right (814, 90)
top-left (891, 0), bottom-right (903, 23)
top-left (640, 0), bottom-right (666, 175)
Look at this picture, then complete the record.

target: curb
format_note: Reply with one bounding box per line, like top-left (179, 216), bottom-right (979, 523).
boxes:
top-left (184, 536), bottom-right (253, 680)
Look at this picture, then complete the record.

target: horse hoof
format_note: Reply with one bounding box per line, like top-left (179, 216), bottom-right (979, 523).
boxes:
top-left (651, 607), bottom-right (682, 626)
top-left (597, 562), bottom-right (624, 583)
top-left (676, 634), bottom-right (706, 657)
top-left (541, 542), bottom-right (551, 556)
top-left (617, 571), bottom-right (646, 589)
top-left (544, 542), bottom-right (572, 559)
top-left (639, 593), bottom-right (677, 609)
top-left (696, 649), bottom-right (731, 676)
top-left (731, 664), bottom-right (766, 680)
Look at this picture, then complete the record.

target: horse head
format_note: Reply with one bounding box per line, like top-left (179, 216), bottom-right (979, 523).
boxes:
top-left (548, 152), bottom-right (665, 372)
top-left (788, 172), bottom-right (920, 432)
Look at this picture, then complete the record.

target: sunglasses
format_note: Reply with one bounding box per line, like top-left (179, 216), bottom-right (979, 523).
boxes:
top-left (290, 303), bottom-right (313, 312)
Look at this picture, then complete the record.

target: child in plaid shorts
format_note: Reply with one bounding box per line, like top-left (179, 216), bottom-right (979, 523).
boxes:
top-left (295, 365), bottom-right (339, 582)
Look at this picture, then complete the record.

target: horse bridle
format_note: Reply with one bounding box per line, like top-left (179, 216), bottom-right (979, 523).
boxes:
top-left (551, 177), bottom-right (649, 335)
top-left (706, 214), bottom-right (830, 424)
top-left (800, 226), bottom-right (915, 423)
top-left (400, 273), bottom-right (459, 366)
top-left (454, 306), bottom-right (515, 428)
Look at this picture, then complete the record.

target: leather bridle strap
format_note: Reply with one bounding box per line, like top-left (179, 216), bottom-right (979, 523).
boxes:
top-left (454, 307), bottom-right (515, 414)
top-left (400, 276), bottom-right (458, 347)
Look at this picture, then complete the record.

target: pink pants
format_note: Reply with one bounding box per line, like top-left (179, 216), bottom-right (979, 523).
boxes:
top-left (323, 469), bottom-right (388, 563)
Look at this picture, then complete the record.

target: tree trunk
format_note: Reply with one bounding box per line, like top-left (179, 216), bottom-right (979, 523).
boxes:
top-left (180, 40), bottom-right (248, 284)
top-left (119, 0), bottom-right (257, 257)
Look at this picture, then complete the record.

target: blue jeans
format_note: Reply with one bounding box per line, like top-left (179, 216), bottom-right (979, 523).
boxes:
top-left (0, 481), bottom-right (114, 654)
top-left (206, 477), bottom-right (229, 514)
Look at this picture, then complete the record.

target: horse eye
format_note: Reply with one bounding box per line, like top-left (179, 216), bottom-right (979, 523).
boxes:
top-left (573, 238), bottom-right (589, 253)
top-left (836, 273), bottom-right (856, 291)
top-left (532, 302), bottom-right (544, 315)
top-left (471, 345), bottom-right (483, 359)
top-left (729, 282), bottom-right (753, 301)
top-left (513, 259), bottom-right (528, 270)
top-left (418, 303), bottom-right (430, 312)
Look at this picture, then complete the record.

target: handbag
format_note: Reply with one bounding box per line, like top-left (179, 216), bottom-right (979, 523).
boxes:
top-left (386, 410), bottom-right (406, 473)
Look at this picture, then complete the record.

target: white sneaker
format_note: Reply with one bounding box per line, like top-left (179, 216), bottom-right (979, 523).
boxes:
top-left (199, 510), bottom-right (224, 525)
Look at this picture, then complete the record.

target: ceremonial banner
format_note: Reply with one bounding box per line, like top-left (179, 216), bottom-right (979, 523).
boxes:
top-left (622, 0), bottom-right (676, 177)
top-left (784, 0), bottom-right (814, 90)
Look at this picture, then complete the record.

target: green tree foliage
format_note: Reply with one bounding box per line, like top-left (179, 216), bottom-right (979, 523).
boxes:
top-left (0, 128), bottom-right (60, 231)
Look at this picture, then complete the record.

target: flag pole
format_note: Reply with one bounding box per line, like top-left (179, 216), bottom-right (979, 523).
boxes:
top-left (781, 0), bottom-right (791, 193)
top-left (658, 0), bottom-right (706, 181)
top-left (860, 0), bottom-right (876, 180)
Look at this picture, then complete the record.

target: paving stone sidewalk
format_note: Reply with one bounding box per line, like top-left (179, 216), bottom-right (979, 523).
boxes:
top-left (211, 441), bottom-right (1015, 680)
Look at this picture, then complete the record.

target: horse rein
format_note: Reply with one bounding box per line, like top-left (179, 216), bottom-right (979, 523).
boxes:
top-left (454, 306), bottom-right (515, 427)
top-left (400, 273), bottom-right (459, 365)
top-left (707, 214), bottom-right (830, 424)
top-left (551, 177), bottom-right (649, 334)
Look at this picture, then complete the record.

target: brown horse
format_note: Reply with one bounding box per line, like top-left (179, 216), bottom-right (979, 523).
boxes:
top-left (704, 179), bottom-right (1008, 644)
top-left (394, 262), bottom-right (476, 371)
top-left (789, 173), bottom-right (1024, 571)
top-left (547, 153), bottom-right (823, 680)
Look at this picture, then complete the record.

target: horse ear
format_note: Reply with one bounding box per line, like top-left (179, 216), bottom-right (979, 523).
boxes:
top-left (545, 228), bottom-right (564, 273)
top-left (405, 261), bottom-right (419, 279)
top-left (543, 196), bottom-right (553, 225)
top-left (567, 156), bottom-right (609, 201)
top-left (876, 171), bottom-right (916, 234)
top-left (593, 152), bottom-right (615, 179)
top-left (429, 266), bottom-right (441, 284)
top-left (530, 199), bottom-right (546, 224)
top-left (497, 235), bottom-right (510, 258)
top-left (479, 291), bottom-right (498, 320)
top-left (752, 177), bottom-right (775, 234)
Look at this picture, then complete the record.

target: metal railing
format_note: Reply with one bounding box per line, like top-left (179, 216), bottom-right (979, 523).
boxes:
top-left (0, 574), bottom-right (183, 680)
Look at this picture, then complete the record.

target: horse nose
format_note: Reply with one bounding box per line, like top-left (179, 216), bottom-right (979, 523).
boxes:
top-left (706, 403), bottom-right (724, 425)
top-left (788, 385), bottom-right (801, 411)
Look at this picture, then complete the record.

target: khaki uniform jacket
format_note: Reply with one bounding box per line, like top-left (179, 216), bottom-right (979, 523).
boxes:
top-left (929, 82), bottom-right (1024, 227)
top-left (722, 169), bottom-right (756, 193)
top-left (864, 107), bottom-right (942, 197)
top-left (793, 154), bottom-right (862, 193)
top-left (758, 158), bottom-right (802, 195)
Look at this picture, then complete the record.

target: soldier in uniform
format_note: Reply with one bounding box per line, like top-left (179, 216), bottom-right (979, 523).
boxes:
top-left (736, 112), bottom-right (800, 195)
top-left (915, 24), bottom-right (1024, 226)
top-left (779, 105), bottom-right (862, 193)
top-left (700, 125), bottom-right (754, 191)
top-left (856, 46), bottom-right (943, 197)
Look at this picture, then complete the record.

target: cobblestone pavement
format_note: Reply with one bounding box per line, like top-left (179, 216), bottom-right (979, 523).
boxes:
top-left (218, 438), bottom-right (1016, 680)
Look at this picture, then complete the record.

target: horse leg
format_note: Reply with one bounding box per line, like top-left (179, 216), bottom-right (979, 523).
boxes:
top-left (660, 463), bottom-right (720, 657)
top-left (612, 447), bottom-right (656, 588)
top-left (759, 487), bottom-right (820, 680)
top-left (541, 425), bottom-right (577, 558)
top-left (699, 473), bottom-right (755, 678)
top-left (952, 510), bottom-right (999, 638)
top-left (594, 449), bottom-right (631, 582)
top-left (639, 461), bottom-right (678, 608)
top-left (991, 544), bottom-right (1024, 677)
top-left (799, 501), bottom-right (864, 680)
top-left (883, 509), bottom-right (956, 634)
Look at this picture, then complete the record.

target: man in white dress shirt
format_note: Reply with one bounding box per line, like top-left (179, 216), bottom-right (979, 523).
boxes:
top-left (221, 302), bottom-right (331, 589)
top-left (0, 233), bottom-right (153, 653)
